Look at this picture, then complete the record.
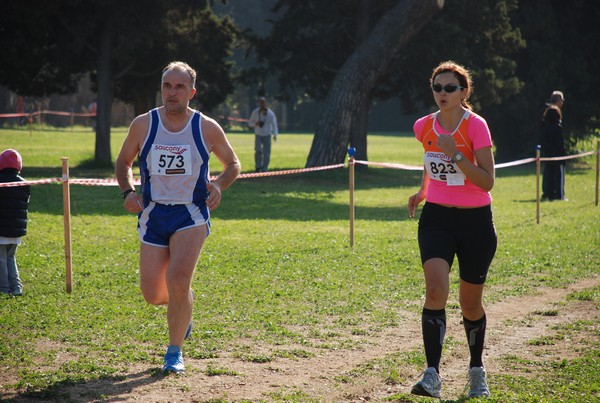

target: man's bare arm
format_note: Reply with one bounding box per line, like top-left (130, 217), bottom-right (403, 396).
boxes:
top-left (115, 114), bottom-right (149, 192)
top-left (203, 117), bottom-right (241, 210)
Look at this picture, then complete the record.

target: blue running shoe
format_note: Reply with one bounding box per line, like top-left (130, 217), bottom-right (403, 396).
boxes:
top-left (184, 321), bottom-right (193, 340)
top-left (163, 345), bottom-right (185, 373)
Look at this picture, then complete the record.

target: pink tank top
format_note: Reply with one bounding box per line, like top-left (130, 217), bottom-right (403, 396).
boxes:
top-left (414, 110), bottom-right (493, 207)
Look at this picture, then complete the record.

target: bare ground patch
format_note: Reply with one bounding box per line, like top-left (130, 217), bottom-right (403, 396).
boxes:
top-left (2, 275), bottom-right (598, 402)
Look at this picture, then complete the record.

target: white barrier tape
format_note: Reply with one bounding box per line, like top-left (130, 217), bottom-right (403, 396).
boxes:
top-left (0, 149), bottom-right (594, 188)
top-left (238, 163), bottom-right (345, 179)
top-left (0, 178), bottom-right (62, 187)
top-left (358, 150), bottom-right (595, 171)
top-left (540, 150), bottom-right (595, 162)
top-left (356, 159), bottom-right (536, 170)
top-left (494, 157), bottom-right (536, 169)
top-left (355, 160), bottom-right (423, 170)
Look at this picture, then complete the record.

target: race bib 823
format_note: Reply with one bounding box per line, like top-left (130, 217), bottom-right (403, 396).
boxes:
top-left (424, 151), bottom-right (465, 185)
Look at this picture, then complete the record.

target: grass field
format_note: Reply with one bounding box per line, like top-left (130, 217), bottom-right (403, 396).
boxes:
top-left (0, 125), bottom-right (598, 402)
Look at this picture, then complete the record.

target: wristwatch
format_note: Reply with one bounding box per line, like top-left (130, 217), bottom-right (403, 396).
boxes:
top-left (451, 151), bottom-right (464, 163)
top-left (122, 188), bottom-right (136, 199)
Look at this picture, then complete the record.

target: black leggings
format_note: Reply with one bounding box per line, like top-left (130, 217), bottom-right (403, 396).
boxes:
top-left (418, 202), bottom-right (497, 284)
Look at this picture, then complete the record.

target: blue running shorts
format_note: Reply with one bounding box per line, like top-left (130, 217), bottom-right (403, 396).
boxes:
top-left (138, 202), bottom-right (210, 247)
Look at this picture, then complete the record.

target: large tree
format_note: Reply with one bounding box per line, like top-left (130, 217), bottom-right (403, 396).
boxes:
top-left (247, 0), bottom-right (600, 162)
top-left (248, 0), bottom-right (527, 166)
top-left (306, 0), bottom-right (445, 166)
top-left (247, 0), bottom-right (446, 166)
top-left (0, 0), bottom-right (236, 167)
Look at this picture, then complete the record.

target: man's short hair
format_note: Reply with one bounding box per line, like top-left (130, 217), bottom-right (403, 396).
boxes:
top-left (550, 90), bottom-right (565, 104)
top-left (163, 61), bottom-right (197, 88)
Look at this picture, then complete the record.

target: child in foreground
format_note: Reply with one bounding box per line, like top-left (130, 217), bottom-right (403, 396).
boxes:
top-left (0, 149), bottom-right (30, 296)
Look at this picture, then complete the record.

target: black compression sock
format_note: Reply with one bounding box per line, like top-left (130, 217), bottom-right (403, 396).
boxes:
top-left (422, 308), bottom-right (446, 373)
top-left (463, 314), bottom-right (487, 368)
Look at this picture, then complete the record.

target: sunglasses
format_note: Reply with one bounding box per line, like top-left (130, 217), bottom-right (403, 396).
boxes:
top-left (432, 83), bottom-right (464, 93)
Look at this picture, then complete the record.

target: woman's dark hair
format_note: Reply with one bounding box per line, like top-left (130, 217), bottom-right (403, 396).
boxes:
top-left (430, 61), bottom-right (474, 111)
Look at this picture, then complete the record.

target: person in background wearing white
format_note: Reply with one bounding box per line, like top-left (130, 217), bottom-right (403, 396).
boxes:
top-left (248, 97), bottom-right (278, 172)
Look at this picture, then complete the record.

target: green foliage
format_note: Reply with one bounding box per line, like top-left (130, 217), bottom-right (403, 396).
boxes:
top-left (0, 1), bottom-right (236, 112)
top-left (247, 1), bottom-right (368, 99)
top-left (245, 0), bottom-right (600, 160)
top-left (0, 128), bottom-right (598, 401)
top-left (484, 0), bottom-right (600, 160)
top-left (248, 0), bottom-right (525, 108)
top-left (494, 353), bottom-right (600, 402)
top-left (393, 0), bottom-right (525, 111)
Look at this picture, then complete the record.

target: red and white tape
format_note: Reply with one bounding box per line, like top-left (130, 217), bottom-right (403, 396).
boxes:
top-left (0, 163), bottom-right (345, 187)
top-left (0, 178), bottom-right (62, 187)
top-left (0, 110), bottom-right (96, 119)
top-left (0, 150), bottom-right (594, 188)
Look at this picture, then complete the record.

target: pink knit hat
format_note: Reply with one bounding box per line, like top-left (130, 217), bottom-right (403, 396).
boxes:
top-left (0, 149), bottom-right (23, 171)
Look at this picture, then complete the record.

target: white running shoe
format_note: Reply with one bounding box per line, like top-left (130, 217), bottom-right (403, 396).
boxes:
top-left (411, 367), bottom-right (442, 398)
top-left (467, 366), bottom-right (490, 398)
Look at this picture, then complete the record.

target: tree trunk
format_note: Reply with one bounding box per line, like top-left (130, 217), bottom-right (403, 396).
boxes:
top-left (306, 0), bottom-right (444, 167)
top-left (350, 95), bottom-right (369, 172)
top-left (94, 19), bottom-right (114, 167)
top-left (133, 88), bottom-right (158, 117)
top-left (352, 0), bottom-right (371, 168)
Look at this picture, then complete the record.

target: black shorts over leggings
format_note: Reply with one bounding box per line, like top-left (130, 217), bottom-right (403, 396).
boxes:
top-left (418, 202), bottom-right (497, 284)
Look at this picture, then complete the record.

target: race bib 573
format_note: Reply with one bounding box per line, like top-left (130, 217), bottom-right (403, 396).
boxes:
top-left (150, 144), bottom-right (192, 175)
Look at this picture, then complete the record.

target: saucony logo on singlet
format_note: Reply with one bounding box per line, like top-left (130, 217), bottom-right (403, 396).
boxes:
top-left (426, 151), bottom-right (451, 161)
top-left (153, 145), bottom-right (188, 154)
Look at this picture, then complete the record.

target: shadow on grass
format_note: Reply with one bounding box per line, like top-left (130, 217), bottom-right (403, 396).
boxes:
top-left (4, 368), bottom-right (166, 402)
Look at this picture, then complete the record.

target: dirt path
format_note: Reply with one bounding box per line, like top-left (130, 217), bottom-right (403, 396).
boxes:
top-left (9, 275), bottom-right (600, 402)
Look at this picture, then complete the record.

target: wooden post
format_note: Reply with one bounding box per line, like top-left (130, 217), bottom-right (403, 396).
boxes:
top-left (536, 145), bottom-right (541, 224)
top-left (596, 140), bottom-right (600, 207)
top-left (348, 148), bottom-right (356, 248)
top-left (62, 157), bottom-right (73, 293)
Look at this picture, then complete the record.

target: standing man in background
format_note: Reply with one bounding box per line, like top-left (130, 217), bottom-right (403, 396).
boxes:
top-left (248, 97), bottom-right (278, 172)
top-left (115, 61), bottom-right (241, 374)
